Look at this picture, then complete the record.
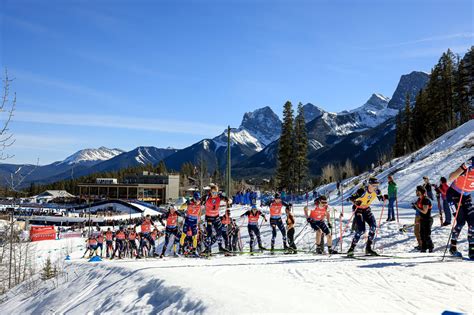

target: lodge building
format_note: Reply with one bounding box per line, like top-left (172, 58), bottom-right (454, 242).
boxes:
top-left (78, 172), bottom-right (179, 205)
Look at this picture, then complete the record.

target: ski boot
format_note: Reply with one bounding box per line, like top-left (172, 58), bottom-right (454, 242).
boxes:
top-left (346, 245), bottom-right (355, 257)
top-left (365, 241), bottom-right (378, 256)
top-left (270, 243), bottom-right (275, 255)
top-left (449, 246), bottom-right (463, 258)
top-left (218, 244), bottom-right (229, 253)
top-left (159, 254), bottom-right (164, 259)
top-left (316, 246), bottom-right (323, 255)
top-left (328, 246), bottom-right (338, 254)
top-left (283, 242), bottom-right (289, 251)
top-left (258, 244), bottom-right (267, 251)
top-left (413, 245), bottom-right (421, 251)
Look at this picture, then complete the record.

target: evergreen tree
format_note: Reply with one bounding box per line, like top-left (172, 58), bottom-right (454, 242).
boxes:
top-left (41, 257), bottom-right (55, 281)
top-left (394, 48), bottom-right (473, 158)
top-left (156, 160), bottom-right (168, 174)
top-left (276, 101), bottom-right (295, 192)
top-left (454, 46), bottom-right (474, 125)
top-left (294, 102), bottom-right (308, 193)
top-left (402, 93), bottom-right (414, 154)
top-left (394, 109), bottom-right (404, 157)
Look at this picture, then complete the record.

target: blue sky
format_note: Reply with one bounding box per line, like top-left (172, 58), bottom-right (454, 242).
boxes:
top-left (0, 0), bottom-right (472, 165)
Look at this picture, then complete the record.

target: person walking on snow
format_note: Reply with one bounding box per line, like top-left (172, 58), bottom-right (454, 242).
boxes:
top-left (241, 204), bottom-right (267, 253)
top-left (346, 177), bottom-right (385, 257)
top-left (436, 177), bottom-right (452, 226)
top-left (159, 205), bottom-right (184, 258)
top-left (386, 175), bottom-right (397, 222)
top-left (304, 195), bottom-right (337, 254)
top-left (411, 186), bottom-right (434, 252)
top-left (423, 176), bottom-right (434, 200)
top-left (447, 157), bottom-right (474, 259)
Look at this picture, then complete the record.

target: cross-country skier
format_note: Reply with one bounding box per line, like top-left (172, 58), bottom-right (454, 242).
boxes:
top-left (220, 208), bottom-right (232, 250)
top-left (228, 218), bottom-right (241, 252)
top-left (204, 185), bottom-right (226, 254)
top-left (127, 228), bottom-right (138, 258)
top-left (179, 191), bottom-right (202, 255)
top-left (111, 226), bottom-right (126, 259)
top-left (241, 204), bottom-right (267, 253)
top-left (346, 177), bottom-right (385, 257)
top-left (159, 205), bottom-right (184, 258)
top-left (82, 236), bottom-right (98, 258)
top-left (105, 228), bottom-right (114, 258)
top-left (267, 193), bottom-right (288, 251)
top-left (412, 186), bottom-right (434, 252)
top-left (96, 232), bottom-right (104, 257)
top-left (136, 214), bottom-right (159, 258)
top-left (304, 195), bottom-right (337, 254)
top-left (447, 157), bottom-right (474, 259)
top-left (285, 205), bottom-right (297, 253)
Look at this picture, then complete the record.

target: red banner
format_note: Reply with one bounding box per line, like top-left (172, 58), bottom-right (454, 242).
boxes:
top-left (30, 226), bottom-right (56, 242)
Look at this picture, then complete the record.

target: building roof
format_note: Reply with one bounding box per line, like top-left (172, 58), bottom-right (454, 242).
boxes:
top-left (36, 190), bottom-right (75, 199)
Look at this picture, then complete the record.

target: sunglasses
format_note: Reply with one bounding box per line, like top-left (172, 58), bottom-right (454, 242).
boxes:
top-left (211, 191), bottom-right (218, 195)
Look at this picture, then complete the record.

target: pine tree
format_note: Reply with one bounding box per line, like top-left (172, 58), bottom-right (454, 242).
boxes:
top-left (454, 46), bottom-right (474, 125)
top-left (394, 109), bottom-right (404, 157)
top-left (276, 101), bottom-right (295, 192)
top-left (41, 257), bottom-right (55, 280)
top-left (402, 93), bottom-right (414, 154)
top-left (156, 160), bottom-right (168, 174)
top-left (294, 102), bottom-right (308, 193)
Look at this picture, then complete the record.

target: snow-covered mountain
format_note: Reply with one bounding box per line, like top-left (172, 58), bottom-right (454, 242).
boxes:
top-left (59, 147), bottom-right (125, 165)
top-left (239, 106), bottom-right (282, 146)
top-left (54, 146), bottom-right (178, 179)
top-left (234, 71), bottom-right (430, 178)
top-left (0, 146), bottom-right (176, 187)
top-left (162, 107), bottom-right (282, 172)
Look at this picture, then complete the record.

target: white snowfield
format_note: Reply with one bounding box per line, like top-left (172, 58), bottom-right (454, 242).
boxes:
top-left (1, 121), bottom-right (473, 314)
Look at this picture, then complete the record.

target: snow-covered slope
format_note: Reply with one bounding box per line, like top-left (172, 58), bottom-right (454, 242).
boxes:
top-left (59, 147), bottom-right (125, 165)
top-left (1, 122), bottom-right (472, 314)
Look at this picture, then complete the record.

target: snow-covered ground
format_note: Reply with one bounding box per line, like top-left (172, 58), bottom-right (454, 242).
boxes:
top-left (0, 121), bottom-right (473, 314)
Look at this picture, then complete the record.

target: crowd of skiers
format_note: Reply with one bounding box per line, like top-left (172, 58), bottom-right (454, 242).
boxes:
top-left (82, 156), bottom-right (473, 260)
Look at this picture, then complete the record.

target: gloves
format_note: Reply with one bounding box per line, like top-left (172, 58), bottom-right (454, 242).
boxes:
top-left (411, 203), bottom-right (418, 210)
top-left (383, 194), bottom-right (389, 201)
top-left (328, 223), bottom-right (332, 229)
top-left (355, 200), bottom-right (362, 206)
top-left (306, 218), bottom-right (312, 223)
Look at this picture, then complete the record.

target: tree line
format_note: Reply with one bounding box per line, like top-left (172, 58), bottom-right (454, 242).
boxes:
top-left (276, 102), bottom-right (309, 193)
top-left (394, 47), bottom-right (473, 157)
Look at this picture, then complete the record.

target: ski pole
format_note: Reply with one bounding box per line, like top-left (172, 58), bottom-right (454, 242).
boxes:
top-left (294, 221), bottom-right (308, 244)
top-left (334, 209), bottom-right (356, 251)
top-left (373, 199), bottom-right (387, 248)
top-left (441, 178), bottom-right (467, 261)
